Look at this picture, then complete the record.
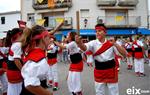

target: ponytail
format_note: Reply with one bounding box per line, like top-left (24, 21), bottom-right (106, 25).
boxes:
top-left (18, 27), bottom-right (33, 50)
top-left (5, 30), bottom-right (12, 47)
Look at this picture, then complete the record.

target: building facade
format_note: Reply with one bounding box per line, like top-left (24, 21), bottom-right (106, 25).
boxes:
top-left (21, 0), bottom-right (150, 41)
top-left (0, 11), bottom-right (21, 38)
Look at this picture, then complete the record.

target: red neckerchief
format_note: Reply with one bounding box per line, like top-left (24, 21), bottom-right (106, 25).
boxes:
top-left (24, 48), bottom-right (46, 63)
top-left (93, 40), bottom-right (113, 56)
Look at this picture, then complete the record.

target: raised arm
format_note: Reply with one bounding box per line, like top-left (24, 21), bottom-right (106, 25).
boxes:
top-left (54, 41), bottom-right (66, 49)
top-left (75, 35), bottom-right (87, 51)
top-left (114, 43), bottom-right (127, 57)
top-left (49, 22), bottom-right (64, 35)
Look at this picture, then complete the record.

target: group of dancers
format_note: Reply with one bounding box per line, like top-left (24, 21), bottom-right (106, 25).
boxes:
top-left (0, 22), bottom-right (149, 95)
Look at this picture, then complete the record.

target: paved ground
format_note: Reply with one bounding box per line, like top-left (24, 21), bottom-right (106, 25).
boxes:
top-left (50, 61), bottom-right (150, 95)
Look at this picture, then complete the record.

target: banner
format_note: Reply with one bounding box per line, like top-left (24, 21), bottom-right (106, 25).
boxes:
top-left (55, 18), bottom-right (64, 23)
top-left (36, 19), bottom-right (45, 26)
top-left (48, 0), bottom-right (55, 8)
top-left (60, 0), bottom-right (65, 3)
top-left (37, 0), bottom-right (44, 3)
top-left (115, 16), bottom-right (124, 22)
top-left (17, 20), bottom-right (26, 29)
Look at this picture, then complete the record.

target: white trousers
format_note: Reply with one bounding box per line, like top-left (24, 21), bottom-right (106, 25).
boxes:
top-left (134, 58), bottom-right (144, 73)
top-left (7, 82), bottom-right (22, 95)
top-left (95, 82), bottom-right (119, 95)
top-left (67, 71), bottom-right (82, 93)
top-left (48, 64), bottom-right (58, 83)
top-left (127, 57), bottom-right (133, 65)
top-left (0, 73), bottom-right (8, 93)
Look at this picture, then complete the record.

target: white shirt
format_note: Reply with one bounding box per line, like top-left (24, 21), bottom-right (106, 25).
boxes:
top-left (116, 39), bottom-right (123, 46)
top-left (0, 47), bottom-right (9, 59)
top-left (47, 43), bottom-right (57, 53)
top-left (21, 58), bottom-right (49, 87)
top-left (133, 40), bottom-right (144, 48)
top-left (85, 39), bottom-right (119, 62)
top-left (125, 42), bottom-right (133, 49)
top-left (8, 42), bottom-right (23, 61)
top-left (66, 41), bottom-right (80, 55)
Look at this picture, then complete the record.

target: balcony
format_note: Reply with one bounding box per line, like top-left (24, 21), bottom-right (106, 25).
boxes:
top-left (97, 16), bottom-right (141, 28)
top-left (97, 0), bottom-right (117, 6)
top-left (33, 0), bottom-right (72, 10)
top-left (44, 17), bottom-right (73, 30)
top-left (118, 0), bottom-right (139, 6)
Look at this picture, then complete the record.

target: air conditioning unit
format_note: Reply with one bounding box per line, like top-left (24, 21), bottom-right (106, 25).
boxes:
top-left (64, 18), bottom-right (72, 25)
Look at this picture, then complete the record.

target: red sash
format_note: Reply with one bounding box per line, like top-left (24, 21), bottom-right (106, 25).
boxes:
top-left (94, 68), bottom-right (118, 83)
top-left (125, 43), bottom-right (133, 57)
top-left (93, 41), bottom-right (113, 56)
top-left (133, 41), bottom-right (144, 59)
top-left (7, 70), bottom-right (23, 83)
top-left (69, 61), bottom-right (83, 72)
top-left (85, 50), bottom-right (93, 55)
top-left (48, 58), bottom-right (57, 65)
top-left (93, 41), bottom-right (118, 83)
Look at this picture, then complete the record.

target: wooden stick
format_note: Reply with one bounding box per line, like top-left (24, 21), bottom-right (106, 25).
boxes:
top-left (76, 11), bottom-right (80, 35)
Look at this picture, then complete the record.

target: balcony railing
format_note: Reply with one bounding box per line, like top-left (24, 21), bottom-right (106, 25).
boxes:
top-left (33, 0), bottom-right (72, 10)
top-left (118, 0), bottom-right (139, 6)
top-left (97, 0), bottom-right (117, 6)
top-left (97, 16), bottom-right (141, 28)
top-left (44, 17), bottom-right (73, 30)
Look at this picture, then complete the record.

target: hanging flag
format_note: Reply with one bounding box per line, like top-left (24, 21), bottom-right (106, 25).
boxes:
top-left (60, 0), bottom-right (64, 3)
top-left (37, 0), bottom-right (44, 3)
top-left (17, 20), bottom-right (26, 29)
top-left (115, 16), bottom-right (124, 22)
top-left (55, 18), bottom-right (64, 23)
top-left (36, 19), bottom-right (45, 26)
top-left (48, 0), bottom-right (55, 8)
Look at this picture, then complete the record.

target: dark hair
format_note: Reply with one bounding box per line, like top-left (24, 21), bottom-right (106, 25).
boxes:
top-left (11, 28), bottom-right (22, 36)
top-left (5, 28), bottom-right (22, 47)
top-left (11, 28), bottom-right (22, 42)
top-left (95, 23), bottom-right (107, 29)
top-left (69, 32), bottom-right (77, 41)
top-left (5, 30), bottom-right (12, 47)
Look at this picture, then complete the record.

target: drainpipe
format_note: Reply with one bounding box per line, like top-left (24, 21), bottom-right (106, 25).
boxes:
top-left (148, 15), bottom-right (150, 29)
top-left (146, 0), bottom-right (149, 29)
top-left (20, 0), bottom-right (22, 20)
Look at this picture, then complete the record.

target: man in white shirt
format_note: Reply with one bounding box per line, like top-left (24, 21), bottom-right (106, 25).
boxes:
top-left (75, 24), bottom-right (127, 95)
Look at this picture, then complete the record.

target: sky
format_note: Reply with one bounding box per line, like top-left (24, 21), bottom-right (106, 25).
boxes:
top-left (0, 0), bottom-right (150, 13)
top-left (0, 0), bottom-right (20, 13)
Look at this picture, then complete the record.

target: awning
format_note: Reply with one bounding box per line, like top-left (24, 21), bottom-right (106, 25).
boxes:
top-left (138, 28), bottom-right (150, 35)
top-left (62, 29), bottom-right (96, 36)
top-left (107, 29), bottom-right (136, 35)
top-left (54, 34), bottom-right (62, 41)
top-left (62, 28), bottom-right (137, 36)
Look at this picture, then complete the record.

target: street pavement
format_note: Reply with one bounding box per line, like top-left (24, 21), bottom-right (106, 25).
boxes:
top-left (50, 61), bottom-right (150, 95)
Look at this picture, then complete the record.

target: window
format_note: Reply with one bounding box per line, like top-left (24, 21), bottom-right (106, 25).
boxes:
top-left (44, 17), bottom-right (49, 27)
top-left (80, 9), bottom-right (90, 18)
top-left (27, 13), bottom-right (34, 21)
top-left (1, 17), bottom-right (5, 24)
